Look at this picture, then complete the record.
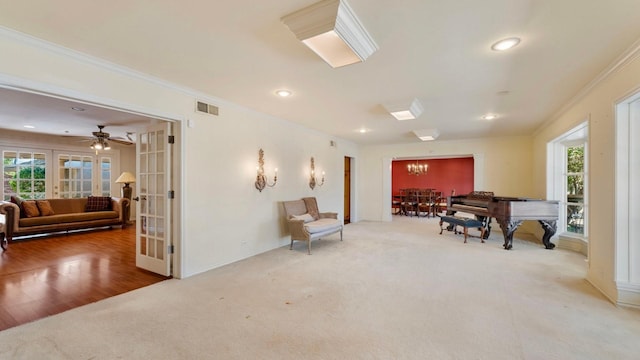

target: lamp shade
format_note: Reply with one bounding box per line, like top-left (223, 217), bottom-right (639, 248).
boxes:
top-left (115, 171), bottom-right (136, 184)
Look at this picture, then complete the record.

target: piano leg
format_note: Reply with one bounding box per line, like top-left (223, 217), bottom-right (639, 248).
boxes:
top-left (539, 220), bottom-right (557, 249)
top-left (476, 216), bottom-right (491, 239)
top-left (497, 220), bottom-right (522, 250)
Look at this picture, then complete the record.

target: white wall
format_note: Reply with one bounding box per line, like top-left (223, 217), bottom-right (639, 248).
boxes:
top-left (532, 45), bottom-right (640, 304)
top-left (0, 27), bottom-right (358, 278)
top-left (358, 136), bottom-right (534, 221)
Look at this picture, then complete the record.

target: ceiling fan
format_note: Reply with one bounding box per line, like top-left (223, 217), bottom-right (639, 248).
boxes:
top-left (89, 125), bottom-right (134, 150)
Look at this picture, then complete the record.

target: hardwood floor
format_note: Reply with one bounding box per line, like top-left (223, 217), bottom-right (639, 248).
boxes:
top-left (0, 225), bottom-right (169, 331)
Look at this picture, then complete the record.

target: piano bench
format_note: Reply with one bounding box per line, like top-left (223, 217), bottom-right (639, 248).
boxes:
top-left (439, 216), bottom-right (486, 244)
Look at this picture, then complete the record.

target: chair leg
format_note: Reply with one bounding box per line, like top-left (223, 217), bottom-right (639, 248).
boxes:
top-left (308, 240), bottom-right (311, 255)
top-left (340, 229), bottom-right (343, 241)
top-left (290, 239), bottom-right (293, 250)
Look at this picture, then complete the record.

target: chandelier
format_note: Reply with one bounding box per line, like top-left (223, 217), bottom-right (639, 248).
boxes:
top-left (407, 160), bottom-right (427, 176)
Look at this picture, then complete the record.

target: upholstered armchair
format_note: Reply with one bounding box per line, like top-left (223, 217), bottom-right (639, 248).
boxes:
top-left (282, 197), bottom-right (343, 254)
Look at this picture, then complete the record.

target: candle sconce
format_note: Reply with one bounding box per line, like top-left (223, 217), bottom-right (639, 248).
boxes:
top-left (255, 148), bottom-right (277, 192)
top-left (309, 157), bottom-right (325, 190)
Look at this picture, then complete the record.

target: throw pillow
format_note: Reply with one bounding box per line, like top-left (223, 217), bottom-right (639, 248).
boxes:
top-left (303, 197), bottom-right (320, 220)
top-left (85, 196), bottom-right (112, 212)
top-left (21, 200), bottom-right (40, 218)
top-left (10, 195), bottom-right (26, 218)
top-left (36, 200), bottom-right (55, 216)
top-left (292, 213), bottom-right (315, 223)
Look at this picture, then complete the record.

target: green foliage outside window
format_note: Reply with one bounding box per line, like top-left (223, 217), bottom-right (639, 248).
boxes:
top-left (7, 166), bottom-right (46, 198)
top-left (567, 146), bottom-right (584, 196)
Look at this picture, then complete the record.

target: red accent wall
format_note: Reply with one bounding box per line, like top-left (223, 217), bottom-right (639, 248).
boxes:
top-left (392, 158), bottom-right (474, 196)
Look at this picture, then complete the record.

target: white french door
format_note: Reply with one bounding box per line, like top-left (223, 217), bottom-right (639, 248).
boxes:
top-left (136, 122), bottom-right (173, 276)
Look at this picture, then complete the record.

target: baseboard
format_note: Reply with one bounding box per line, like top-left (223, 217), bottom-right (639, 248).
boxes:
top-left (616, 282), bottom-right (640, 308)
top-left (557, 235), bottom-right (588, 256)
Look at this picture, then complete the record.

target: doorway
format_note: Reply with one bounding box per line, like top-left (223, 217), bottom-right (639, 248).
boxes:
top-left (614, 90), bottom-right (640, 306)
top-left (344, 156), bottom-right (352, 224)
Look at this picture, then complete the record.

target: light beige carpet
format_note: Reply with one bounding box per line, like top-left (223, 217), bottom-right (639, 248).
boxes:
top-left (0, 216), bottom-right (638, 359)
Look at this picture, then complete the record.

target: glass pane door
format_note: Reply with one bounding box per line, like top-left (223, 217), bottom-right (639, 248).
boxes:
top-left (136, 122), bottom-right (172, 276)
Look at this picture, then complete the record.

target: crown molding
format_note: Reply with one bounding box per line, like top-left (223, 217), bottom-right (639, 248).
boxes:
top-left (0, 25), bottom-right (230, 113)
top-left (533, 37), bottom-right (640, 136)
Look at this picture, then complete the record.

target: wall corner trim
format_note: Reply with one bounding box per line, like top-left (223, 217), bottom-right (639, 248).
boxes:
top-left (533, 37), bottom-right (640, 136)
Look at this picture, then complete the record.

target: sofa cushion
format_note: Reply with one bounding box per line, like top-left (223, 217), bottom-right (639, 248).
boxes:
top-left (19, 211), bottom-right (119, 227)
top-left (85, 196), bottom-right (112, 212)
top-left (291, 213), bottom-right (315, 223)
top-left (22, 200), bottom-right (40, 218)
top-left (36, 200), bottom-right (55, 216)
top-left (304, 218), bottom-right (341, 234)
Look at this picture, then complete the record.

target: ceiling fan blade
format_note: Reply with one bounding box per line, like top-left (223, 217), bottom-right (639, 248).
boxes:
top-left (109, 138), bottom-right (134, 145)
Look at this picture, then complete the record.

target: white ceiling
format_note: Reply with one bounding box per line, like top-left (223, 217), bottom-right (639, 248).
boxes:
top-left (1, 0), bottom-right (640, 145)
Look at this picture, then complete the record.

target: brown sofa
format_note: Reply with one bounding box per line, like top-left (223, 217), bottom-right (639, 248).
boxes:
top-left (0, 197), bottom-right (129, 244)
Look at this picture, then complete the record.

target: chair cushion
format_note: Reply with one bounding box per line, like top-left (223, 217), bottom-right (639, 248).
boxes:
top-left (302, 197), bottom-right (320, 220)
top-left (304, 218), bottom-right (341, 234)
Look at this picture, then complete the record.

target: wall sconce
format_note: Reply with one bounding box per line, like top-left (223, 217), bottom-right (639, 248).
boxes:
top-left (255, 148), bottom-right (277, 192)
top-left (309, 157), bottom-right (325, 190)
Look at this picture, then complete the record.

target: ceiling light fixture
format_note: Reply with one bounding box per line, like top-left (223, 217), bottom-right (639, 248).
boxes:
top-left (407, 160), bottom-right (428, 176)
top-left (491, 37), bottom-right (521, 51)
top-left (281, 0), bottom-right (378, 68)
top-left (412, 129), bottom-right (440, 141)
top-left (90, 138), bottom-right (110, 151)
top-left (384, 99), bottom-right (424, 120)
top-left (276, 89), bottom-right (292, 97)
top-left (482, 114), bottom-right (498, 120)
top-left (23, 125), bottom-right (35, 129)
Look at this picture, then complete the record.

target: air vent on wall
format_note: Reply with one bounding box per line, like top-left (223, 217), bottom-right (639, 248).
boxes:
top-left (196, 101), bottom-right (219, 116)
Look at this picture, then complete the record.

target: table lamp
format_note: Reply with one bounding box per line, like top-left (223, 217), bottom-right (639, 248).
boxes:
top-left (115, 171), bottom-right (136, 200)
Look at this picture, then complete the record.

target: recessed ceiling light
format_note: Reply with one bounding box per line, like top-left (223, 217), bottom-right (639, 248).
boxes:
top-left (384, 99), bottom-right (424, 121)
top-left (23, 125), bottom-right (35, 129)
top-left (491, 37), bottom-right (521, 51)
top-left (358, 128), bottom-right (369, 133)
top-left (275, 89), bottom-right (292, 97)
top-left (71, 107), bottom-right (85, 111)
top-left (412, 129), bottom-right (439, 141)
top-left (482, 114), bottom-right (498, 120)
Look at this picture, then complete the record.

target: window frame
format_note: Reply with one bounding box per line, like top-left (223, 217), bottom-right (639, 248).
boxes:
top-left (547, 121), bottom-right (589, 242)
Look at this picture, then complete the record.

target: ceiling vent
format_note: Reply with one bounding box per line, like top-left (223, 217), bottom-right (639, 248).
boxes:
top-left (196, 101), bottom-right (219, 116)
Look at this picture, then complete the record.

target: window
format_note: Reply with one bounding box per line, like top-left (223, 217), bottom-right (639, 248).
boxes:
top-left (2, 145), bottom-right (120, 201)
top-left (547, 122), bottom-right (588, 240)
top-left (2, 150), bottom-right (47, 200)
top-left (58, 154), bottom-right (94, 198)
top-left (55, 152), bottom-right (116, 198)
top-left (566, 144), bottom-right (585, 234)
top-left (100, 157), bottom-right (112, 196)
